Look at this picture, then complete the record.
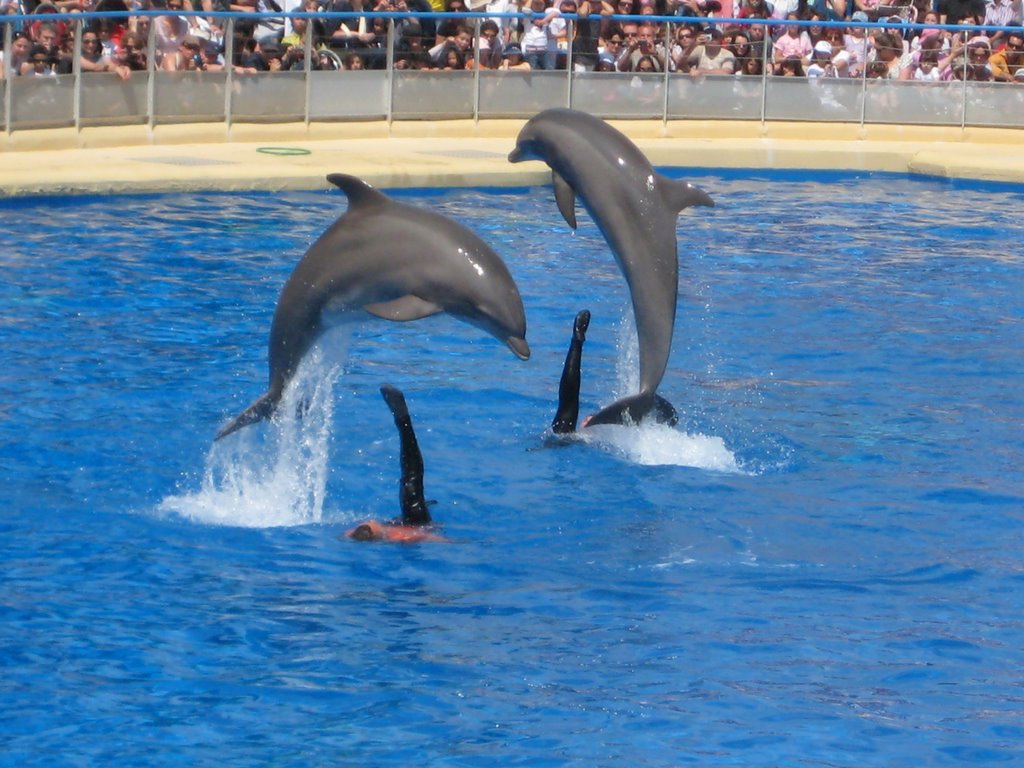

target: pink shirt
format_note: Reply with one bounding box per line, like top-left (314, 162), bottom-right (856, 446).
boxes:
top-left (774, 31), bottom-right (812, 60)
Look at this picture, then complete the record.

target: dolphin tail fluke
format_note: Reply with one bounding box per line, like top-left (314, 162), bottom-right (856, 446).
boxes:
top-left (659, 175), bottom-right (715, 213)
top-left (584, 393), bottom-right (678, 428)
top-left (215, 391), bottom-right (279, 441)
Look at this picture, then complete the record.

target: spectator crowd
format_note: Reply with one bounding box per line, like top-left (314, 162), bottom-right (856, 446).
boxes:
top-left (0, 0), bottom-right (1021, 83)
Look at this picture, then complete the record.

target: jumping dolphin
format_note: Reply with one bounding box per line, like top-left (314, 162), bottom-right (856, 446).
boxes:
top-left (216, 173), bottom-right (529, 441)
top-left (508, 108), bottom-right (714, 427)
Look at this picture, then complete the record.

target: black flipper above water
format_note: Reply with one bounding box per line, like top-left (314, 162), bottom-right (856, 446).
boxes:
top-left (551, 310), bottom-right (591, 434)
top-left (380, 385), bottom-right (431, 527)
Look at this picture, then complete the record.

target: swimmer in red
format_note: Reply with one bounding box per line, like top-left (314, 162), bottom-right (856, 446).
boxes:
top-left (346, 385), bottom-right (446, 543)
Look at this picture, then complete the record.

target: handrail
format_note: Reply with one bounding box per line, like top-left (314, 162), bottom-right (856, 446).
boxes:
top-left (3, 11), bottom-right (1023, 138)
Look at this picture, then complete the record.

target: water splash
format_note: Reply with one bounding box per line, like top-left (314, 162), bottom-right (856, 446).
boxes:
top-left (579, 422), bottom-right (740, 471)
top-left (158, 349), bottom-right (344, 528)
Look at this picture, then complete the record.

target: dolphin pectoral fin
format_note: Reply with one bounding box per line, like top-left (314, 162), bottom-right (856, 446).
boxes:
top-left (583, 393), bottom-right (678, 428)
top-left (364, 295), bottom-right (444, 321)
top-left (215, 390), bottom-right (279, 441)
top-left (659, 175), bottom-right (715, 213)
top-left (552, 171), bottom-right (578, 230)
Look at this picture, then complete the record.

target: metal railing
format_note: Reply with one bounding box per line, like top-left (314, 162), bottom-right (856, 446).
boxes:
top-left (2, 10), bottom-right (1023, 135)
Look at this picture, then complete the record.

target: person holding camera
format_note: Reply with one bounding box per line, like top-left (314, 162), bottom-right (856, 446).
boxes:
top-left (615, 21), bottom-right (665, 71)
top-left (685, 26), bottom-right (736, 75)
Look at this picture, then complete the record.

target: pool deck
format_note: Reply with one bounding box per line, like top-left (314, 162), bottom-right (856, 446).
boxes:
top-left (1, 119), bottom-right (1021, 196)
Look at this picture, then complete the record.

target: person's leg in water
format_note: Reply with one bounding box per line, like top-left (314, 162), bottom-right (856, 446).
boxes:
top-left (347, 385), bottom-right (443, 542)
top-left (379, 384), bottom-right (431, 526)
top-left (551, 310), bottom-right (591, 434)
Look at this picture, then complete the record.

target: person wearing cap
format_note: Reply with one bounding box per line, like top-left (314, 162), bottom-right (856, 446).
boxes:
top-left (499, 43), bottom-right (532, 69)
top-left (686, 26), bottom-right (736, 75)
top-left (806, 39), bottom-right (835, 76)
top-left (843, 12), bottom-right (872, 77)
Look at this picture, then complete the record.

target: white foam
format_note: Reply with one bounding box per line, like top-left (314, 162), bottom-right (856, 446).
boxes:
top-left (579, 421), bottom-right (740, 471)
top-left (158, 349), bottom-right (346, 528)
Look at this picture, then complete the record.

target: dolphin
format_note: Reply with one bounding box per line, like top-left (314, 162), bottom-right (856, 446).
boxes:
top-left (508, 108), bottom-right (714, 427)
top-left (216, 173), bottom-right (529, 441)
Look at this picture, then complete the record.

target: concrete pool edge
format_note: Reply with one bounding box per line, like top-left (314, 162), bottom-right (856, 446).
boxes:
top-left (1, 120), bottom-right (1019, 196)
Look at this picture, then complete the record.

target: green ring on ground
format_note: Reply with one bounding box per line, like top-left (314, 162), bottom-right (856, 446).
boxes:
top-left (256, 147), bottom-right (312, 156)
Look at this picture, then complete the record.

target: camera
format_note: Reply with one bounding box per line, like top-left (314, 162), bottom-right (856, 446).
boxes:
top-left (192, 52), bottom-right (206, 70)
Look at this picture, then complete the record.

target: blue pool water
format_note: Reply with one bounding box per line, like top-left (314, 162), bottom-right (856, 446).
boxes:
top-left (2, 171), bottom-right (1023, 766)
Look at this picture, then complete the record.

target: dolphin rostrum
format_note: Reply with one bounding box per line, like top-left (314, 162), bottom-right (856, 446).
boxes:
top-left (508, 108), bottom-right (714, 427)
top-left (216, 173), bottom-right (529, 441)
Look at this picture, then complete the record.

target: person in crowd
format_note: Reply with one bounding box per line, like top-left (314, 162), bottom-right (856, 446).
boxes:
top-left (843, 11), bottom-right (872, 77)
top-left (559, 0), bottom-right (602, 72)
top-left (777, 53), bottom-right (804, 75)
top-left (736, 0), bottom-right (774, 18)
top-left (519, 0), bottom-right (565, 70)
top-left (323, 0), bottom-right (377, 50)
top-left (724, 25), bottom-right (754, 71)
top-left (79, 27), bottom-right (133, 77)
top-left (435, 0), bottom-right (469, 42)
top-left (428, 22), bottom-right (472, 66)
top-left (808, 0), bottom-right (846, 20)
top-left (155, 0), bottom-right (192, 63)
top-left (394, 22), bottom-right (434, 67)
top-left (0, 33), bottom-right (33, 77)
top-left (344, 50), bottom-right (367, 68)
top-left (499, 43), bottom-right (532, 68)
top-left (738, 52), bottom-right (764, 74)
top-left (910, 47), bottom-right (944, 80)
top-left (483, 0), bottom-right (517, 47)
top-left (686, 26), bottom-right (736, 74)
top-left (162, 33), bottom-right (210, 69)
top-left (21, 43), bottom-right (58, 76)
top-left (962, 34), bottom-right (994, 79)
top-left (850, 0), bottom-right (882, 20)
top-left (870, 30), bottom-right (911, 78)
top-left (937, 0), bottom-right (985, 25)
top-left (114, 30), bottom-right (149, 71)
top-left (806, 39), bottom-right (835, 76)
top-left (772, 12), bottom-right (812, 72)
top-left (746, 19), bottom-right (772, 63)
top-left (989, 31), bottom-right (1024, 81)
top-left (982, 0), bottom-right (1017, 47)
top-left (440, 44), bottom-right (465, 68)
top-left (616, 20), bottom-right (665, 71)
top-left (467, 18), bottom-right (504, 68)
top-left (668, 24), bottom-right (698, 72)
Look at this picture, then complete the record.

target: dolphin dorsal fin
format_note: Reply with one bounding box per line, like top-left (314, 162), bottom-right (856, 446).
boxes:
top-left (553, 171), bottom-right (578, 230)
top-left (326, 173), bottom-right (390, 209)
top-left (658, 174), bottom-right (715, 214)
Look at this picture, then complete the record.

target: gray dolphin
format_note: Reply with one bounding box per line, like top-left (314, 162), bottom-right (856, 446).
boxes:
top-left (216, 173), bottom-right (529, 441)
top-left (508, 108), bottom-right (714, 427)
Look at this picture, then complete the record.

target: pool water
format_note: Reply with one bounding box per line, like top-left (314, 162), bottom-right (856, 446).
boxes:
top-left (2, 172), bottom-right (1023, 766)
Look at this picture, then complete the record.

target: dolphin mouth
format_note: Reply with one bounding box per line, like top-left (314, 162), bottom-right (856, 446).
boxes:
top-left (507, 148), bottom-right (524, 163)
top-left (507, 336), bottom-right (530, 360)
